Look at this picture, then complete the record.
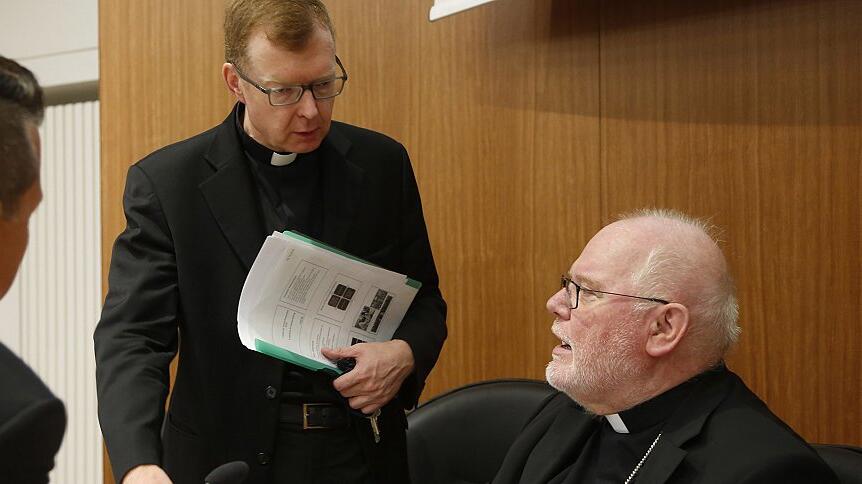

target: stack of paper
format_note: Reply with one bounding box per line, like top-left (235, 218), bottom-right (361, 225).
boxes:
top-left (237, 231), bottom-right (421, 373)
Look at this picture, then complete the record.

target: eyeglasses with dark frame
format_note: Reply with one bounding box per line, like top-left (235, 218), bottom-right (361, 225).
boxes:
top-left (560, 275), bottom-right (670, 310)
top-left (232, 56), bottom-right (348, 106)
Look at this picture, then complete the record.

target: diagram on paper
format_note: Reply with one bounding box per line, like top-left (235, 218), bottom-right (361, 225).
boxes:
top-left (354, 287), bottom-right (393, 334)
top-left (319, 274), bottom-right (362, 322)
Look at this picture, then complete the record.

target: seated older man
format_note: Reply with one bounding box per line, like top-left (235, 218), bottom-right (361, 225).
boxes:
top-left (493, 209), bottom-right (836, 484)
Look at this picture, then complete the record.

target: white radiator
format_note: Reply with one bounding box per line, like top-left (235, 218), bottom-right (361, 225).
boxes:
top-left (13, 101), bottom-right (102, 483)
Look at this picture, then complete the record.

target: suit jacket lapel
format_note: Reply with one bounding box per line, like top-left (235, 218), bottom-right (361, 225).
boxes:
top-left (635, 369), bottom-right (733, 483)
top-left (200, 107), bottom-right (266, 271)
top-left (632, 438), bottom-right (687, 484)
top-left (318, 124), bottom-right (362, 249)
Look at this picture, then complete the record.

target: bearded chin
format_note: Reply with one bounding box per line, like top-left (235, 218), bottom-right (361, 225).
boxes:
top-left (545, 329), bottom-right (645, 411)
top-left (545, 363), bottom-right (572, 401)
top-left (545, 349), bottom-right (598, 406)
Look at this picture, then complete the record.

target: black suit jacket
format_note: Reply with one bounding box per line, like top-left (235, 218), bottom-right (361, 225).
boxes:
top-left (0, 343), bottom-right (66, 484)
top-left (95, 107), bottom-right (447, 483)
top-left (493, 368), bottom-right (837, 484)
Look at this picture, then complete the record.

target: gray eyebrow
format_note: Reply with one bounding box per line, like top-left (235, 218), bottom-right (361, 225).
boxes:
top-left (573, 274), bottom-right (602, 291)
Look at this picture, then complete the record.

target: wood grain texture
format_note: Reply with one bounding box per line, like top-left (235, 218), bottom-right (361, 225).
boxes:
top-left (100, 2), bottom-right (860, 479)
top-left (600, 0), bottom-right (861, 445)
top-left (326, 0), bottom-right (603, 399)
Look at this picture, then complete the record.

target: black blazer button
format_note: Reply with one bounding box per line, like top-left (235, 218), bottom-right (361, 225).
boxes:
top-left (257, 452), bottom-right (270, 465)
top-left (265, 385), bottom-right (278, 399)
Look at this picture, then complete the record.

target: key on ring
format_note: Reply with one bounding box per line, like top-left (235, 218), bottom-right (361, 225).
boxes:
top-left (367, 408), bottom-right (381, 443)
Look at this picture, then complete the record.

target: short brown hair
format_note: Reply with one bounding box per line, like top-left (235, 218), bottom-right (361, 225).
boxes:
top-left (0, 57), bottom-right (42, 219)
top-left (224, 0), bottom-right (335, 69)
top-left (0, 56), bottom-right (43, 123)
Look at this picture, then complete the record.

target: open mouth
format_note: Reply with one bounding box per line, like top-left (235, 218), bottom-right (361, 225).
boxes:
top-left (552, 339), bottom-right (572, 357)
top-left (551, 323), bottom-right (572, 354)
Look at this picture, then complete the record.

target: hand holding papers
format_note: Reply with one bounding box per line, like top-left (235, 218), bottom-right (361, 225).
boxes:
top-left (322, 339), bottom-right (415, 414)
top-left (237, 231), bottom-right (421, 373)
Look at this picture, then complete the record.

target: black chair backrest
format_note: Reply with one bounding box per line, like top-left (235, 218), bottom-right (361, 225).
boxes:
top-left (813, 444), bottom-right (862, 484)
top-left (406, 379), bottom-right (557, 484)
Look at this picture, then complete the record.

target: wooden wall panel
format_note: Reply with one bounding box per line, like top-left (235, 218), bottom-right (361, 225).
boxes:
top-left (326, 0), bottom-right (603, 397)
top-left (600, 0), bottom-right (861, 444)
top-left (525, 0), bottom-right (602, 391)
top-left (411, 3), bottom-right (548, 388)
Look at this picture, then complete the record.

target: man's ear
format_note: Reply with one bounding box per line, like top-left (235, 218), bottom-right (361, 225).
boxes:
top-left (644, 303), bottom-right (689, 357)
top-left (222, 63), bottom-right (246, 103)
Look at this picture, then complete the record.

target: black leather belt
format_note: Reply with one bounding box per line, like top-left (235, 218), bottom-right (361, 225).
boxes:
top-left (279, 402), bottom-right (351, 430)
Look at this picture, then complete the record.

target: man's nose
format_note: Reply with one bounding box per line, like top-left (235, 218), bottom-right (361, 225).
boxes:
top-left (295, 89), bottom-right (319, 118)
top-left (547, 288), bottom-right (571, 319)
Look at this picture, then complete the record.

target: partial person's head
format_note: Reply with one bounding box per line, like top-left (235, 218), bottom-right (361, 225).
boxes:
top-left (221, 0), bottom-right (345, 154)
top-left (0, 56), bottom-right (44, 299)
top-left (545, 209), bottom-right (739, 415)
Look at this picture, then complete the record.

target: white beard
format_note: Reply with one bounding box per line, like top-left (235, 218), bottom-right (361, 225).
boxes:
top-left (546, 318), bottom-right (645, 410)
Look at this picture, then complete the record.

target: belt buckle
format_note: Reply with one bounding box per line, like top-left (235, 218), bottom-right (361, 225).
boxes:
top-left (302, 403), bottom-right (329, 430)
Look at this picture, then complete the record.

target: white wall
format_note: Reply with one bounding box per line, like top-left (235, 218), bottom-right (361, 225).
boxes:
top-left (0, 279), bottom-right (21, 349)
top-left (0, 0), bottom-right (99, 87)
top-left (22, 101), bottom-right (103, 484)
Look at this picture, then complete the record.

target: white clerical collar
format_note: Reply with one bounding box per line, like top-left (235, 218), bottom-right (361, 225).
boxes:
top-left (605, 413), bottom-right (630, 434)
top-left (270, 152), bottom-right (297, 166)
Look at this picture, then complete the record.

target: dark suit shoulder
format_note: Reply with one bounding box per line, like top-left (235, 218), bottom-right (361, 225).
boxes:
top-left (134, 125), bottom-right (219, 175)
top-left (0, 397), bottom-right (66, 448)
top-left (0, 343), bottom-right (66, 482)
top-left (0, 398), bottom-right (66, 483)
top-left (679, 371), bottom-right (836, 482)
top-left (329, 121), bottom-right (408, 168)
top-left (330, 120), bottom-right (404, 149)
top-left (0, 343), bottom-right (60, 420)
top-left (709, 373), bottom-right (820, 451)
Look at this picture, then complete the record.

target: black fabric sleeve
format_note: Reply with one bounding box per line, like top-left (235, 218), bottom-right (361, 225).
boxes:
top-left (94, 165), bottom-right (180, 482)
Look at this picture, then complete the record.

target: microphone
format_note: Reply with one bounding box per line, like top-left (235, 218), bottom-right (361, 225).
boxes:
top-left (204, 461), bottom-right (249, 484)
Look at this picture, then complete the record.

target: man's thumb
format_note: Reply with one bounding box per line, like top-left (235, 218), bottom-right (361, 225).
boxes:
top-left (322, 345), bottom-right (356, 360)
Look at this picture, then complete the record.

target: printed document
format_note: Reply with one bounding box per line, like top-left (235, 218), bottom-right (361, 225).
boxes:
top-left (237, 231), bottom-right (421, 373)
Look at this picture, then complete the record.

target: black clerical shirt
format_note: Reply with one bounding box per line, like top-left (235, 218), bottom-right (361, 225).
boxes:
top-left (560, 368), bottom-right (721, 484)
top-left (235, 104), bottom-right (324, 241)
top-left (234, 104), bottom-right (335, 402)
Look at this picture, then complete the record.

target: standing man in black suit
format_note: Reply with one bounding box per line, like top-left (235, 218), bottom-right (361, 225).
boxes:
top-left (94, 1), bottom-right (446, 483)
top-left (0, 55), bottom-right (66, 484)
top-left (493, 209), bottom-right (837, 484)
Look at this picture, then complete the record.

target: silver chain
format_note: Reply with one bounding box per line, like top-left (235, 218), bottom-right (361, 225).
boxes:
top-left (623, 432), bottom-right (662, 484)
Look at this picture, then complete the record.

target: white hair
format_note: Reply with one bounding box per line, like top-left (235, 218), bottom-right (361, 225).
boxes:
top-left (620, 208), bottom-right (741, 363)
